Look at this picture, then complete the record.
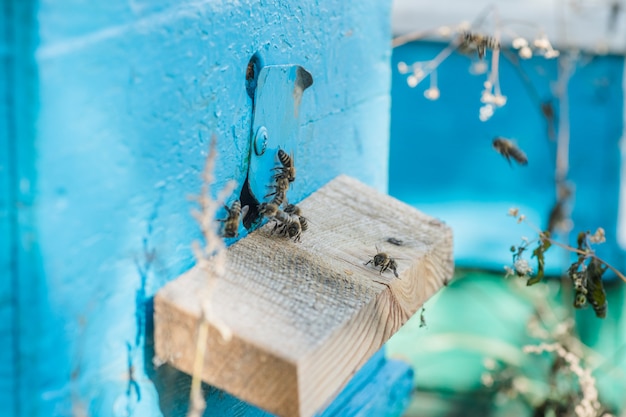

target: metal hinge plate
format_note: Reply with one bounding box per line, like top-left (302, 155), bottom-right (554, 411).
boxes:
top-left (246, 64), bottom-right (313, 212)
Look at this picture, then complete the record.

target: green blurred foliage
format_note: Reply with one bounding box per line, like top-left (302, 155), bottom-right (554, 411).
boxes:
top-left (387, 270), bottom-right (626, 417)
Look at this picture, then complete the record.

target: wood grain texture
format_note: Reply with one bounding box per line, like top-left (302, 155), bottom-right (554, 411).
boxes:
top-left (154, 175), bottom-right (453, 417)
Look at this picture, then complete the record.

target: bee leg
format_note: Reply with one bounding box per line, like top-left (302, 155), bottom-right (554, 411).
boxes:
top-left (365, 259), bottom-right (373, 266)
top-left (477, 44), bottom-right (486, 59)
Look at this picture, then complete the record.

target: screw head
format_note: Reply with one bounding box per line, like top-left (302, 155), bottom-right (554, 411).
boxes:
top-left (254, 126), bottom-right (268, 156)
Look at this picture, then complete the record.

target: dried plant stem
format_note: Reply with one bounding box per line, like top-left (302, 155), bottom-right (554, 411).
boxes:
top-left (186, 135), bottom-right (236, 417)
top-left (491, 9), bottom-right (503, 97)
top-left (513, 214), bottom-right (626, 284)
top-left (188, 320), bottom-right (209, 417)
top-left (555, 54), bottom-right (573, 185)
top-left (523, 342), bottom-right (602, 417)
top-left (392, 29), bottom-right (437, 48)
top-left (542, 238), bottom-right (626, 284)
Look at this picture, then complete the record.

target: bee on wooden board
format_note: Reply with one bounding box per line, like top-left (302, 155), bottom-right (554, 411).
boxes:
top-left (365, 245), bottom-right (399, 278)
top-left (283, 203), bottom-right (301, 216)
top-left (459, 31), bottom-right (500, 60)
top-left (219, 200), bottom-right (249, 238)
top-left (260, 202), bottom-right (305, 242)
top-left (272, 148), bottom-right (296, 183)
top-left (283, 218), bottom-right (303, 242)
top-left (272, 211), bottom-right (303, 242)
top-left (284, 203), bottom-right (308, 232)
top-left (492, 137), bottom-right (528, 166)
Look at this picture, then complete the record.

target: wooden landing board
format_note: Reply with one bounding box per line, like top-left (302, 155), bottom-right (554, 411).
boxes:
top-left (154, 175), bottom-right (453, 417)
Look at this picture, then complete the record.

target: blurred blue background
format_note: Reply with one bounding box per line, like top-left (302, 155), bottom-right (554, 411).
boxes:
top-left (386, 39), bottom-right (626, 416)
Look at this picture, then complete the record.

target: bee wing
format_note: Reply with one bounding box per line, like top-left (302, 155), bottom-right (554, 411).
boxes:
top-left (241, 205), bottom-right (250, 220)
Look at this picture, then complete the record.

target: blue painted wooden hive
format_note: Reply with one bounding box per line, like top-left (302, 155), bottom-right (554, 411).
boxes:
top-left (0, 1), bottom-right (423, 416)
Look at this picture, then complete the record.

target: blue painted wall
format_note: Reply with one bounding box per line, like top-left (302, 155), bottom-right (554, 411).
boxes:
top-left (1, 3), bottom-right (17, 416)
top-left (390, 41), bottom-right (625, 275)
top-left (2, 1), bottom-right (394, 416)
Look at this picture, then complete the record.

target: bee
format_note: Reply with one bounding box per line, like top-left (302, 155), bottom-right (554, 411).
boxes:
top-left (272, 149), bottom-right (296, 183)
top-left (259, 201), bottom-right (280, 218)
top-left (283, 203), bottom-right (302, 216)
top-left (284, 203), bottom-right (308, 234)
top-left (265, 176), bottom-right (289, 206)
top-left (365, 246), bottom-right (399, 278)
top-left (492, 137), bottom-right (528, 166)
top-left (284, 219), bottom-right (303, 242)
top-left (219, 200), bottom-right (248, 238)
top-left (260, 204), bottom-right (304, 242)
top-left (298, 216), bottom-right (308, 232)
top-left (460, 31), bottom-right (500, 59)
top-left (272, 211), bottom-right (303, 241)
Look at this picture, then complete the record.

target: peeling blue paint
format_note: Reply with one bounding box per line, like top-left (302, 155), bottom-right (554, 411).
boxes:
top-left (2, 0), bottom-right (399, 416)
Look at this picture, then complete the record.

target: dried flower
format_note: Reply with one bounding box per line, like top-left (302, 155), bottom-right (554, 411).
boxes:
top-left (533, 36), bottom-right (552, 50)
top-left (479, 104), bottom-right (495, 121)
top-left (589, 227), bottom-right (606, 244)
top-left (514, 258), bottom-right (533, 276)
top-left (481, 372), bottom-right (494, 387)
top-left (424, 87), bottom-right (440, 100)
top-left (519, 46), bottom-right (533, 59)
top-left (544, 49), bottom-right (560, 59)
top-left (483, 357), bottom-right (497, 370)
top-left (508, 207), bottom-right (520, 217)
top-left (512, 37), bottom-right (529, 49)
top-left (438, 26), bottom-right (452, 37)
top-left (469, 60), bottom-right (488, 75)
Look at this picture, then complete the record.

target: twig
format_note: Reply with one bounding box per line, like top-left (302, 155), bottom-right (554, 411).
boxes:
top-left (186, 135), bottom-right (235, 417)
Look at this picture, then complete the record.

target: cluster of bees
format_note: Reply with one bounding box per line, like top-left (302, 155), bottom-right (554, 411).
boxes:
top-left (220, 149), bottom-right (403, 280)
top-left (258, 149), bottom-right (308, 242)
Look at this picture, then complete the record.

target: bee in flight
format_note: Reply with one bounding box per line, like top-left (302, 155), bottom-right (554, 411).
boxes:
top-left (459, 31), bottom-right (500, 60)
top-left (492, 137), bottom-right (528, 166)
top-left (272, 148), bottom-right (296, 183)
top-left (219, 200), bottom-right (249, 238)
top-left (365, 246), bottom-right (399, 278)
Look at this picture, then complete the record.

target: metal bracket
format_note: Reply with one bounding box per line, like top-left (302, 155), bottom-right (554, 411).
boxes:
top-left (246, 64), bottom-right (313, 213)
